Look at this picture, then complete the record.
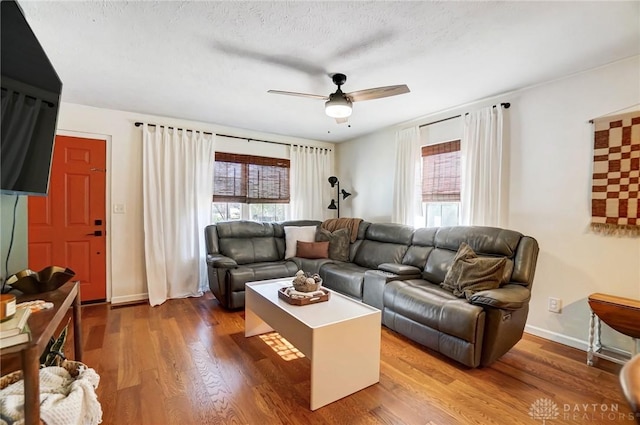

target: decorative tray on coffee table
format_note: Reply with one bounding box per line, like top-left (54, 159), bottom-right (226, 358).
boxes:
top-left (278, 287), bottom-right (330, 306)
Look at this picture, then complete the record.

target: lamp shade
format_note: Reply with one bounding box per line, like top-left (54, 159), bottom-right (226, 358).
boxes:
top-left (341, 189), bottom-right (352, 200)
top-left (328, 199), bottom-right (337, 210)
top-left (325, 96), bottom-right (352, 118)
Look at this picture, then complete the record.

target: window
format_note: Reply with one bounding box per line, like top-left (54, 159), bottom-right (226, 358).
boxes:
top-left (213, 153), bottom-right (289, 222)
top-left (249, 204), bottom-right (286, 222)
top-left (212, 202), bottom-right (242, 222)
top-left (424, 202), bottom-right (460, 227)
top-left (422, 140), bottom-right (461, 227)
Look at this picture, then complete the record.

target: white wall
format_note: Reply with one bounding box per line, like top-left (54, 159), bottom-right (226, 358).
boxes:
top-left (0, 194), bottom-right (28, 283)
top-left (337, 111), bottom-right (463, 223)
top-left (337, 56), bottom-right (640, 352)
top-left (419, 118), bottom-right (462, 147)
top-left (336, 126), bottom-right (397, 222)
top-left (54, 103), bottom-right (332, 304)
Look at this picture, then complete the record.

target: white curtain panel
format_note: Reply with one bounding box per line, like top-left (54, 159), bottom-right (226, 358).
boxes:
top-left (142, 124), bottom-right (215, 306)
top-left (392, 126), bottom-right (421, 226)
top-left (461, 105), bottom-right (506, 227)
top-left (290, 145), bottom-right (334, 220)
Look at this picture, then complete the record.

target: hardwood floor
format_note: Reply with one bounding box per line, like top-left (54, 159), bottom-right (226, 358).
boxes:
top-left (40, 293), bottom-right (640, 424)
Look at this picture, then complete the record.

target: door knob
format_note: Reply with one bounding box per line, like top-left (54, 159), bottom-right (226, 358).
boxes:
top-left (86, 230), bottom-right (103, 236)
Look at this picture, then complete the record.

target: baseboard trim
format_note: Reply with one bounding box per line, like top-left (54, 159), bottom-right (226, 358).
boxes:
top-left (111, 293), bottom-right (148, 305)
top-left (525, 324), bottom-right (635, 358)
top-left (525, 324), bottom-right (589, 351)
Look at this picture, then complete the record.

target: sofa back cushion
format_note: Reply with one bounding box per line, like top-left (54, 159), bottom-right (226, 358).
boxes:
top-left (353, 223), bottom-right (413, 269)
top-left (510, 236), bottom-right (539, 287)
top-left (204, 224), bottom-right (219, 255)
top-left (403, 227), bottom-right (437, 269)
top-left (348, 221), bottom-right (370, 261)
top-left (423, 226), bottom-right (523, 285)
top-left (216, 221), bottom-right (280, 265)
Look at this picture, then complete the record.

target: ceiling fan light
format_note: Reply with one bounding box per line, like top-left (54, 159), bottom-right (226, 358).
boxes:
top-left (325, 98), bottom-right (352, 118)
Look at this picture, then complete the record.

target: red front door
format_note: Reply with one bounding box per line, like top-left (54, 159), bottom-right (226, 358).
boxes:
top-left (28, 135), bottom-right (107, 302)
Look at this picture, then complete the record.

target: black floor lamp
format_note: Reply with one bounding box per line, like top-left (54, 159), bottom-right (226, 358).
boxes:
top-left (327, 176), bottom-right (351, 218)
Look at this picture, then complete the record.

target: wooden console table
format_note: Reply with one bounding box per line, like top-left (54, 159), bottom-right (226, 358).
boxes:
top-left (587, 293), bottom-right (640, 366)
top-left (0, 281), bottom-right (82, 425)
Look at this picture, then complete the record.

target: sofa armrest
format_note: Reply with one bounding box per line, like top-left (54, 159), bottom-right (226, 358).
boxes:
top-left (291, 257), bottom-right (334, 275)
top-left (363, 267), bottom-right (420, 312)
top-left (468, 284), bottom-right (531, 310)
top-left (207, 254), bottom-right (238, 269)
top-left (378, 263), bottom-right (422, 277)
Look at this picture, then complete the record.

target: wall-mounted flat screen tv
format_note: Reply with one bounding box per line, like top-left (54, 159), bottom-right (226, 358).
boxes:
top-left (1, 0), bottom-right (62, 196)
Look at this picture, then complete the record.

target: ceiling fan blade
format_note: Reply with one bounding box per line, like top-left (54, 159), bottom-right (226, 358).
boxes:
top-left (346, 84), bottom-right (410, 102)
top-left (335, 117), bottom-right (349, 124)
top-left (267, 90), bottom-right (328, 100)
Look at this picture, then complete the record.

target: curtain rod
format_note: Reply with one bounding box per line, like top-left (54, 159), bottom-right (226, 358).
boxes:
top-left (133, 122), bottom-right (331, 150)
top-left (419, 102), bottom-right (511, 129)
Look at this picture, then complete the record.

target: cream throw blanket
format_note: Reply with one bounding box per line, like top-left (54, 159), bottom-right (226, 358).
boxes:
top-left (0, 365), bottom-right (102, 425)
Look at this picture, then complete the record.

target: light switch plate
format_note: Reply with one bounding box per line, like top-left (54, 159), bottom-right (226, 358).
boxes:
top-left (113, 204), bottom-right (126, 214)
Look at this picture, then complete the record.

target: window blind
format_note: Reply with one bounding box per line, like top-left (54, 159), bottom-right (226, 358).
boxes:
top-left (421, 140), bottom-right (461, 202)
top-left (213, 153), bottom-right (290, 203)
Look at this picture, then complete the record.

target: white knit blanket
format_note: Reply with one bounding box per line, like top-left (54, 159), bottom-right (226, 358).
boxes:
top-left (0, 365), bottom-right (102, 425)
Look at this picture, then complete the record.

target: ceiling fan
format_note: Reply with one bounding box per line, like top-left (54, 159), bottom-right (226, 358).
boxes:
top-left (268, 73), bottom-right (410, 124)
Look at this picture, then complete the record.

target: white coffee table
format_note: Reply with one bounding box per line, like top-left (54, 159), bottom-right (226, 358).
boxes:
top-left (245, 278), bottom-right (381, 410)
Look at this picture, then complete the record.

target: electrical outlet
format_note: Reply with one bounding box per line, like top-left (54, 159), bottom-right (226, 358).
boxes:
top-left (548, 297), bottom-right (562, 313)
top-left (113, 203), bottom-right (126, 214)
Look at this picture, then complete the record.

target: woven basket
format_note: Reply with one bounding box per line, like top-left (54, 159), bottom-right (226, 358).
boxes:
top-left (292, 279), bottom-right (322, 292)
top-left (0, 360), bottom-right (88, 425)
top-left (0, 360), bottom-right (85, 390)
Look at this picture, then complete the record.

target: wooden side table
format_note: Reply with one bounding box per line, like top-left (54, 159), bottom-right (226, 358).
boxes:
top-left (0, 281), bottom-right (82, 425)
top-left (587, 293), bottom-right (640, 366)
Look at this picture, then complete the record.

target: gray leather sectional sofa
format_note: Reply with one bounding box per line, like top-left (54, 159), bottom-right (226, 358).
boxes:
top-left (204, 220), bottom-right (539, 367)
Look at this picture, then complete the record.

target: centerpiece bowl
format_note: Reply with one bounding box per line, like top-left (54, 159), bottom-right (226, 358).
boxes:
top-left (292, 270), bottom-right (322, 292)
top-left (7, 266), bottom-right (76, 294)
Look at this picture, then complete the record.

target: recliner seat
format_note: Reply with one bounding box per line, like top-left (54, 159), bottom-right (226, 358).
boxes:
top-left (319, 222), bottom-right (414, 299)
top-left (205, 220), bottom-right (320, 309)
top-left (381, 226), bottom-right (539, 367)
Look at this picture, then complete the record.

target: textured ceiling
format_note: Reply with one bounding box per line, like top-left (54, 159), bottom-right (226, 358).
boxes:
top-left (18, 1), bottom-right (640, 143)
